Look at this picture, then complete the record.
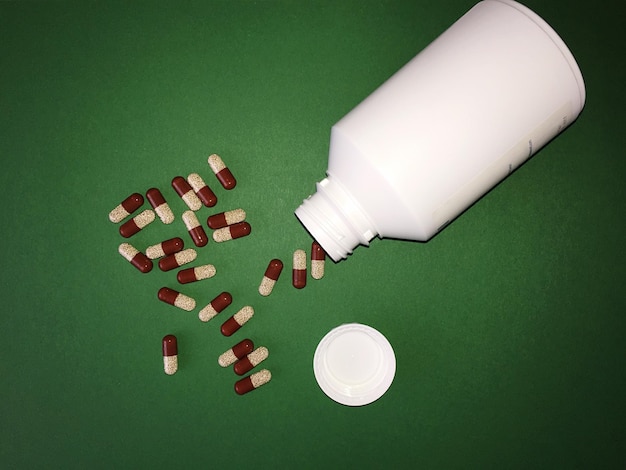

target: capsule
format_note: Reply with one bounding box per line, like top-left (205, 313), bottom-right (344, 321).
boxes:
top-left (158, 287), bottom-right (196, 311)
top-left (182, 210), bottom-right (209, 247)
top-left (235, 369), bottom-right (272, 395)
top-left (311, 241), bottom-right (326, 280)
top-left (177, 264), bottom-right (216, 284)
top-left (162, 335), bottom-right (178, 375)
top-left (159, 248), bottom-right (197, 272)
top-left (221, 306), bottom-right (254, 336)
top-left (208, 153), bottom-right (237, 189)
top-left (187, 173), bottom-right (217, 207)
top-left (172, 176), bottom-right (202, 211)
top-left (198, 292), bottom-right (232, 322)
top-left (292, 249), bottom-right (307, 289)
top-left (109, 193), bottom-right (144, 223)
top-left (207, 208), bottom-right (246, 230)
top-left (146, 188), bottom-right (175, 224)
top-left (212, 222), bottom-right (251, 243)
top-left (118, 243), bottom-right (153, 273)
top-left (146, 237), bottom-right (184, 260)
top-left (258, 259), bottom-right (283, 296)
top-left (218, 339), bottom-right (254, 367)
top-left (234, 346), bottom-right (269, 376)
top-left (119, 209), bottom-right (155, 238)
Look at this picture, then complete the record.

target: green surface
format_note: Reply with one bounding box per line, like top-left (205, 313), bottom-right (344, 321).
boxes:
top-left (1, 1), bottom-right (625, 468)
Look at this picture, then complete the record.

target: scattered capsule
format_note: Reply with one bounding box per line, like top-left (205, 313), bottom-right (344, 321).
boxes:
top-left (221, 306), bottom-right (254, 336)
top-left (182, 210), bottom-right (209, 247)
top-left (109, 193), bottom-right (144, 223)
top-left (198, 291), bottom-right (232, 322)
top-left (235, 369), bottom-right (272, 395)
top-left (119, 209), bottom-right (155, 238)
top-left (187, 173), bottom-right (217, 207)
top-left (258, 259), bottom-right (283, 296)
top-left (292, 249), bottom-right (307, 289)
top-left (145, 237), bottom-right (184, 260)
top-left (207, 208), bottom-right (246, 230)
top-left (311, 241), bottom-right (326, 280)
top-left (208, 153), bottom-right (237, 189)
top-left (234, 346), bottom-right (269, 376)
top-left (218, 339), bottom-right (254, 367)
top-left (159, 248), bottom-right (197, 272)
top-left (118, 243), bottom-right (153, 273)
top-left (162, 335), bottom-right (178, 375)
top-left (158, 287), bottom-right (196, 312)
top-left (146, 188), bottom-right (175, 224)
top-left (212, 221), bottom-right (251, 243)
top-left (177, 264), bottom-right (216, 284)
top-left (172, 176), bottom-right (202, 211)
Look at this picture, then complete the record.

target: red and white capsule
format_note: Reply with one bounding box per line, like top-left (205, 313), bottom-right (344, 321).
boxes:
top-left (292, 249), bottom-right (307, 289)
top-left (218, 338), bottom-right (254, 367)
top-left (212, 221), bottom-right (251, 243)
top-left (159, 248), bottom-right (197, 271)
top-left (235, 369), bottom-right (272, 395)
top-left (207, 208), bottom-right (246, 230)
top-left (187, 173), bottom-right (217, 207)
top-left (109, 193), bottom-right (144, 223)
top-left (259, 259), bottom-right (283, 296)
top-left (162, 334), bottom-right (178, 375)
top-left (311, 241), bottom-right (326, 280)
top-left (119, 209), bottom-right (155, 238)
top-left (158, 287), bottom-right (196, 311)
top-left (172, 176), bottom-right (202, 211)
top-left (177, 264), bottom-right (216, 284)
top-left (118, 243), bottom-right (153, 273)
top-left (208, 153), bottom-right (237, 190)
top-left (182, 210), bottom-right (209, 247)
top-left (234, 346), bottom-right (269, 376)
top-left (146, 188), bottom-right (175, 224)
top-left (145, 237), bottom-right (184, 260)
top-left (221, 306), bottom-right (254, 336)
top-left (198, 292), bottom-right (232, 322)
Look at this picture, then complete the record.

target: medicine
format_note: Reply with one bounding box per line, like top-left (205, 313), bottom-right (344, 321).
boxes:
top-left (234, 346), bottom-right (269, 376)
top-left (158, 287), bottom-right (196, 311)
top-left (159, 248), bottom-right (197, 271)
top-left (258, 259), bottom-right (283, 296)
top-left (146, 237), bottom-right (184, 260)
top-left (187, 173), bottom-right (217, 207)
top-left (146, 188), bottom-right (175, 224)
top-left (162, 334), bottom-right (178, 375)
top-left (198, 291), bottom-right (232, 322)
top-left (235, 369), bottom-right (272, 395)
top-left (207, 208), bottom-right (246, 230)
top-left (177, 264), bottom-right (216, 284)
top-left (119, 209), bottom-right (155, 238)
top-left (221, 306), bottom-right (254, 336)
top-left (212, 222), bottom-right (251, 243)
top-left (311, 241), bottom-right (326, 280)
top-left (182, 210), bottom-right (209, 247)
top-left (172, 176), bottom-right (202, 211)
top-left (109, 193), bottom-right (144, 223)
top-left (292, 249), bottom-right (306, 289)
top-left (217, 338), bottom-right (254, 367)
top-left (208, 153), bottom-right (237, 189)
top-left (118, 243), bottom-right (153, 273)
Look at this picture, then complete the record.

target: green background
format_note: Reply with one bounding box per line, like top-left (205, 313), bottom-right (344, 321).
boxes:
top-left (2, 1), bottom-right (624, 468)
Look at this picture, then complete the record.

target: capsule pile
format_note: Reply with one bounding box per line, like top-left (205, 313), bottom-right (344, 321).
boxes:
top-left (109, 152), bottom-right (327, 395)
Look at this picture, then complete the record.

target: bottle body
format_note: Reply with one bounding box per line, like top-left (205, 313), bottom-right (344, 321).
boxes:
top-left (295, 0), bottom-right (586, 262)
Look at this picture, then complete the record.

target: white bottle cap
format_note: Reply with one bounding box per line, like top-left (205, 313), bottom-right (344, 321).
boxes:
top-left (313, 323), bottom-right (396, 406)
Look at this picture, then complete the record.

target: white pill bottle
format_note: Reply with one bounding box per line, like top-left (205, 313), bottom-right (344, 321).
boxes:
top-left (295, 0), bottom-right (586, 262)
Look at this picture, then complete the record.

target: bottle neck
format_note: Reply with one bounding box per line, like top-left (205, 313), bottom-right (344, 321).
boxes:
top-left (295, 176), bottom-right (377, 262)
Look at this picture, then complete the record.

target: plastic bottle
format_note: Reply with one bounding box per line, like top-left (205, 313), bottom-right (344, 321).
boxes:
top-left (294, 0), bottom-right (586, 262)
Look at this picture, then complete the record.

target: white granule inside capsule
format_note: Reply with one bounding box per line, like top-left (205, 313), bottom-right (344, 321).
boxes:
top-left (194, 264), bottom-right (216, 280)
top-left (258, 277), bottom-right (275, 297)
top-left (155, 203), bottom-right (175, 224)
top-left (234, 306), bottom-right (254, 326)
top-left (163, 356), bottom-right (178, 375)
top-left (248, 347), bottom-right (269, 367)
top-left (218, 349), bottom-right (238, 367)
top-left (181, 190), bottom-right (202, 211)
top-left (145, 243), bottom-right (165, 260)
top-left (109, 205), bottom-right (130, 223)
top-left (293, 249), bottom-right (306, 270)
top-left (208, 154), bottom-right (226, 173)
top-left (198, 304), bottom-right (218, 322)
top-left (118, 243), bottom-right (138, 261)
top-left (174, 249), bottom-right (197, 266)
top-left (187, 173), bottom-right (207, 191)
top-left (174, 293), bottom-right (196, 311)
top-left (250, 369), bottom-right (272, 388)
top-left (225, 208), bottom-right (246, 225)
top-left (134, 209), bottom-right (155, 229)
top-left (311, 260), bottom-right (325, 280)
top-left (212, 226), bottom-right (232, 243)
top-left (182, 210), bottom-right (201, 230)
